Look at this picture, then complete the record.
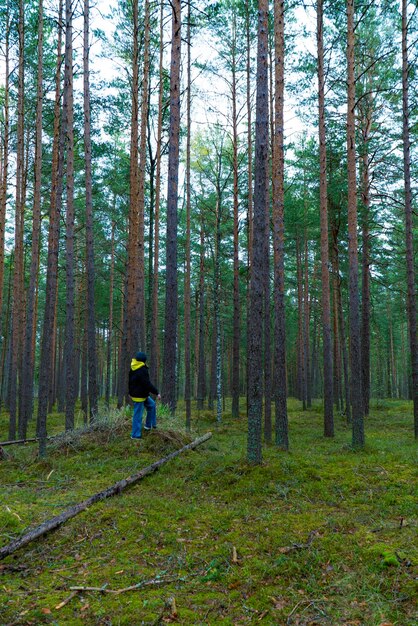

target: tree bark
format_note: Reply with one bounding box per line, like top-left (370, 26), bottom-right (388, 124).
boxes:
top-left (248, 0), bottom-right (269, 464)
top-left (126, 0), bottom-right (140, 366)
top-left (83, 0), bottom-right (98, 421)
top-left (149, 0), bottom-right (165, 388)
top-left (272, 0), bottom-right (288, 449)
top-left (20, 0), bottom-right (43, 437)
top-left (64, 0), bottom-right (76, 432)
top-left (136, 0), bottom-right (151, 350)
top-left (184, 0), bottom-right (192, 431)
top-left (197, 221), bottom-right (206, 410)
top-left (231, 10), bottom-right (241, 420)
top-left (9, 0), bottom-right (25, 440)
top-left (0, 2), bottom-right (10, 366)
top-left (105, 221), bottom-right (115, 407)
top-left (317, 0), bottom-right (334, 435)
top-left (162, 0), bottom-right (181, 412)
top-left (36, 0), bottom-right (63, 454)
top-left (401, 0), bottom-right (418, 437)
top-left (346, 0), bottom-right (364, 447)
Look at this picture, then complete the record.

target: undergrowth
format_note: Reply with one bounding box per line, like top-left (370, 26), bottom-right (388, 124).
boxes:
top-left (0, 399), bottom-right (417, 625)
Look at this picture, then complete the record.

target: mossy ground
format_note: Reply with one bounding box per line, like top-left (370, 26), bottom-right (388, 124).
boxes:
top-left (0, 399), bottom-right (417, 625)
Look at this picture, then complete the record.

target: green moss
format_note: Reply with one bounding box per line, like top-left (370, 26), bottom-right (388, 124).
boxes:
top-left (0, 400), bottom-right (417, 625)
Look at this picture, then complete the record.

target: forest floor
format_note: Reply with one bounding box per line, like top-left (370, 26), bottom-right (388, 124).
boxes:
top-left (0, 399), bottom-right (417, 625)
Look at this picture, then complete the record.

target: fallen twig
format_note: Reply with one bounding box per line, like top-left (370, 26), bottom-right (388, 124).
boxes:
top-left (0, 432), bottom-right (212, 560)
top-left (69, 576), bottom-right (179, 594)
top-left (278, 530), bottom-right (318, 554)
top-left (55, 590), bottom-right (80, 609)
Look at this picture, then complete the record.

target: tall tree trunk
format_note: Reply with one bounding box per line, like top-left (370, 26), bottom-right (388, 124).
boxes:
top-left (83, 0), bottom-right (98, 420)
top-left (184, 0), bottom-right (192, 431)
top-left (105, 221), bottom-right (115, 408)
top-left (401, 0), bottom-right (418, 437)
top-left (248, 0), bottom-right (268, 464)
top-left (162, 0), bottom-right (181, 412)
top-left (303, 230), bottom-right (311, 409)
top-left (9, 0), bottom-right (25, 440)
top-left (149, 0), bottom-right (165, 388)
top-left (346, 0), bottom-right (364, 447)
top-left (214, 196), bottom-right (222, 424)
top-left (20, 0), bottom-right (43, 437)
top-left (273, 0), bottom-right (288, 449)
top-left (64, 0), bottom-right (76, 432)
top-left (317, 0), bottom-right (334, 435)
top-left (136, 0), bottom-right (151, 350)
top-left (231, 10), bottom-right (240, 419)
top-left (36, 1), bottom-right (63, 453)
top-left (197, 221), bottom-right (206, 410)
top-left (296, 237), bottom-right (306, 409)
top-left (360, 103), bottom-right (371, 417)
top-left (126, 0), bottom-right (140, 365)
top-left (0, 2), bottom-right (10, 362)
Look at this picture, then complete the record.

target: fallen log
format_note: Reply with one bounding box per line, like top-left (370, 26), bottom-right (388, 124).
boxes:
top-left (0, 432), bottom-right (212, 560)
top-left (0, 436), bottom-right (55, 447)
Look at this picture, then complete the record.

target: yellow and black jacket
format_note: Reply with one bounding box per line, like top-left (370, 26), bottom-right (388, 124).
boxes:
top-left (128, 359), bottom-right (159, 402)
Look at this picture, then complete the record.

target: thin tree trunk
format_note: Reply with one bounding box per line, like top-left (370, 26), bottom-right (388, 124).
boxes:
top-left (248, 0), bottom-right (268, 464)
top-left (304, 231), bottom-right (311, 409)
top-left (197, 221), bottom-right (206, 410)
top-left (360, 103), bottom-right (371, 417)
top-left (162, 0), bottom-right (181, 412)
top-left (126, 0), bottom-right (140, 365)
top-left (214, 197), bottom-right (222, 424)
top-left (83, 0), bottom-right (98, 420)
top-left (105, 221), bottom-right (115, 408)
top-left (20, 0), bottom-right (43, 437)
top-left (184, 0), bottom-right (192, 431)
top-left (346, 0), bottom-right (364, 447)
top-left (9, 0), bottom-right (25, 440)
top-left (296, 237), bottom-right (306, 409)
top-left (401, 0), bottom-right (418, 437)
top-left (273, 0), bottom-right (288, 449)
top-left (0, 2), bottom-right (10, 360)
top-left (136, 0), bottom-right (151, 349)
top-left (317, 0), bottom-right (334, 435)
top-left (231, 10), bottom-right (240, 419)
top-left (64, 0), bottom-right (76, 432)
top-left (149, 0), bottom-right (165, 388)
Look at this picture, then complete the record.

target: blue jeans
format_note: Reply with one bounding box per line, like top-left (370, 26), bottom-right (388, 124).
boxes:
top-left (132, 396), bottom-right (156, 438)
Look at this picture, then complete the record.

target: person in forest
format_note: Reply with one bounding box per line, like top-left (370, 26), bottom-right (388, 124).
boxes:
top-left (128, 351), bottom-right (161, 439)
